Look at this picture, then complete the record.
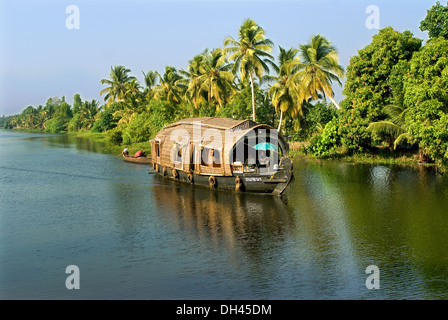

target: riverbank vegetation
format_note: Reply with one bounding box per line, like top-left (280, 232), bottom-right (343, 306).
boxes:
top-left (3, 2), bottom-right (448, 171)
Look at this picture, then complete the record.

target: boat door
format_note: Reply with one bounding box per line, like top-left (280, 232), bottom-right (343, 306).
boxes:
top-left (189, 142), bottom-right (195, 172)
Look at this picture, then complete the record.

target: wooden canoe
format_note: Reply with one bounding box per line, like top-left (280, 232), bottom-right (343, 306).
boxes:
top-left (123, 155), bottom-right (152, 164)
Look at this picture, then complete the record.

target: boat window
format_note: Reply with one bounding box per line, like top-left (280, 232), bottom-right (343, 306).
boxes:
top-left (155, 142), bottom-right (160, 157)
top-left (190, 145), bottom-right (195, 165)
top-left (173, 144), bottom-right (182, 164)
top-left (201, 147), bottom-right (211, 166)
top-left (212, 149), bottom-right (221, 168)
top-left (200, 147), bottom-right (221, 168)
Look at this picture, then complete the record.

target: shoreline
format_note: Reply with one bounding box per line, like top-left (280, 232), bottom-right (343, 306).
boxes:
top-left (3, 128), bottom-right (445, 173)
top-left (67, 131), bottom-right (152, 157)
top-left (288, 142), bottom-right (445, 174)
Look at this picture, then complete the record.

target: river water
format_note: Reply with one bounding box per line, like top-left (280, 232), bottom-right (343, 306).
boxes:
top-left (1, 129), bottom-right (448, 300)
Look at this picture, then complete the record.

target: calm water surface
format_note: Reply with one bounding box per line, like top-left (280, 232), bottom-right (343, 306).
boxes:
top-left (1, 129), bottom-right (448, 299)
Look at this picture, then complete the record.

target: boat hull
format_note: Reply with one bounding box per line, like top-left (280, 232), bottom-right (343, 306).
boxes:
top-left (152, 162), bottom-right (294, 196)
top-left (123, 155), bottom-right (152, 164)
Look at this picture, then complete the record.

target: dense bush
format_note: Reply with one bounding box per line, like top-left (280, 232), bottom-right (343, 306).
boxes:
top-left (404, 37), bottom-right (448, 164)
top-left (309, 27), bottom-right (422, 155)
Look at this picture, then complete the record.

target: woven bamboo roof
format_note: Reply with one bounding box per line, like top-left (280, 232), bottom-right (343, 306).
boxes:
top-left (162, 117), bottom-right (257, 131)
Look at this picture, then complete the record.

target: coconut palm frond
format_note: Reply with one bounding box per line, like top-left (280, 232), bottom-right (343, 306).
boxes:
top-left (367, 121), bottom-right (406, 138)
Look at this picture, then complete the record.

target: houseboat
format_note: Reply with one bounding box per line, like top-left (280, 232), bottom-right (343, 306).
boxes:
top-left (150, 117), bottom-right (294, 196)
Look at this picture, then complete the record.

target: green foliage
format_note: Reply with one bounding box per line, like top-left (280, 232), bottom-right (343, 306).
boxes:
top-left (195, 48), bottom-right (236, 110)
top-left (366, 103), bottom-right (410, 150)
top-left (292, 34), bottom-right (344, 110)
top-left (286, 102), bottom-right (337, 141)
top-left (338, 115), bottom-right (372, 153)
top-left (68, 113), bottom-right (82, 132)
top-left (0, 115), bottom-right (12, 128)
top-left (308, 118), bottom-right (340, 157)
top-left (121, 112), bottom-right (153, 145)
top-left (407, 101), bottom-right (448, 163)
top-left (309, 107), bottom-right (372, 156)
top-left (216, 84), bottom-right (251, 119)
top-left (44, 117), bottom-right (68, 133)
top-left (195, 102), bottom-right (217, 118)
top-left (305, 102), bottom-right (337, 133)
top-left (42, 97), bottom-right (72, 133)
top-left (342, 27), bottom-right (421, 119)
top-left (100, 65), bottom-right (137, 107)
top-left (111, 99), bottom-right (178, 145)
top-left (223, 18), bottom-right (275, 121)
top-left (420, 1), bottom-right (448, 39)
top-left (153, 66), bottom-right (184, 105)
top-left (107, 126), bottom-right (123, 143)
top-left (146, 99), bottom-right (176, 130)
top-left (323, 27), bottom-right (423, 154)
top-left (403, 38), bottom-right (448, 163)
top-left (73, 93), bottom-right (83, 114)
top-left (91, 107), bottom-right (116, 133)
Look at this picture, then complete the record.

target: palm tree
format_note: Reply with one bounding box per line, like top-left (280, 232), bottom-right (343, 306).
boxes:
top-left (267, 47), bottom-right (302, 132)
top-left (292, 34), bottom-right (344, 109)
top-left (113, 79), bottom-right (144, 126)
top-left (100, 66), bottom-right (136, 107)
top-left (153, 66), bottom-right (185, 105)
top-left (142, 70), bottom-right (159, 101)
top-left (124, 79), bottom-right (143, 102)
top-left (179, 52), bottom-right (207, 109)
top-left (79, 100), bottom-right (100, 129)
top-left (367, 104), bottom-right (410, 150)
top-left (223, 18), bottom-right (275, 122)
top-left (197, 48), bottom-right (236, 110)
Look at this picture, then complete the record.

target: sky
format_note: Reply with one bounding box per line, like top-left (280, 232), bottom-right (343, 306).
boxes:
top-left (0, 0), bottom-right (436, 116)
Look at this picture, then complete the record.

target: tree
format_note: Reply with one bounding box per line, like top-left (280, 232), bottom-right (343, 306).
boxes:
top-left (197, 48), bottom-right (236, 110)
top-left (153, 66), bottom-right (185, 105)
top-left (20, 106), bottom-right (40, 129)
top-left (292, 34), bottom-right (344, 110)
top-left (310, 27), bottom-right (422, 155)
top-left (100, 65), bottom-right (136, 107)
top-left (366, 104), bottom-right (410, 150)
top-left (403, 37), bottom-right (448, 164)
top-left (223, 18), bottom-right (275, 122)
top-left (80, 100), bottom-right (101, 129)
top-left (44, 97), bottom-right (73, 133)
top-left (123, 79), bottom-right (143, 106)
top-left (72, 93), bottom-right (83, 115)
top-left (111, 79), bottom-right (144, 127)
top-left (267, 46), bottom-right (300, 132)
top-left (420, 1), bottom-right (448, 39)
top-left (91, 107), bottom-right (117, 132)
top-left (142, 70), bottom-right (159, 101)
top-left (179, 52), bottom-right (208, 109)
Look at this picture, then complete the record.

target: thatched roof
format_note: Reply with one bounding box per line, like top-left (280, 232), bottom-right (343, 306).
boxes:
top-left (161, 117), bottom-right (257, 131)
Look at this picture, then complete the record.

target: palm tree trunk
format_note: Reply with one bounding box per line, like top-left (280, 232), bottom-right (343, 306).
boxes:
top-left (277, 109), bottom-right (283, 132)
top-left (328, 95), bottom-right (341, 110)
top-left (249, 73), bottom-right (256, 122)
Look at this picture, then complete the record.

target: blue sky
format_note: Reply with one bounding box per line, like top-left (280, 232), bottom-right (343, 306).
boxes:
top-left (0, 0), bottom-right (436, 116)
